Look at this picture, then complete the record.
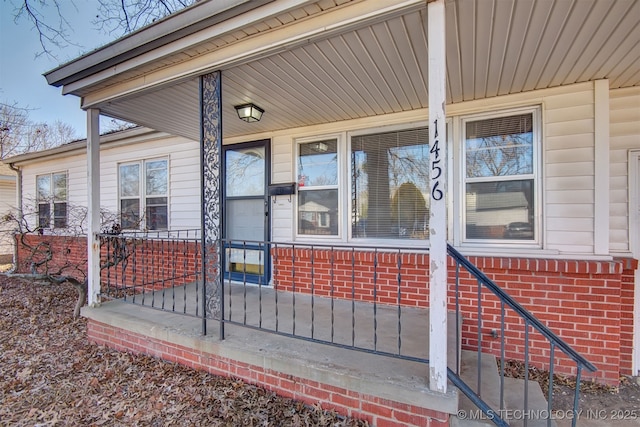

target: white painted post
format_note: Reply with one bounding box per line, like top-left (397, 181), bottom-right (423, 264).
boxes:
top-left (87, 109), bottom-right (101, 307)
top-left (428, 0), bottom-right (448, 393)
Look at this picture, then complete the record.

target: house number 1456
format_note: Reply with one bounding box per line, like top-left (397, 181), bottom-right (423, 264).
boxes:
top-left (430, 119), bottom-right (443, 201)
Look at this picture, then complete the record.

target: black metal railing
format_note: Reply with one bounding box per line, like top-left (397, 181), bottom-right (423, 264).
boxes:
top-left (220, 239), bottom-right (431, 365)
top-left (447, 244), bottom-right (597, 427)
top-left (99, 229), bottom-right (204, 318)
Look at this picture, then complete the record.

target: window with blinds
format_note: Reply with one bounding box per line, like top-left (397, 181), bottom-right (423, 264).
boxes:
top-left (351, 127), bottom-right (430, 239)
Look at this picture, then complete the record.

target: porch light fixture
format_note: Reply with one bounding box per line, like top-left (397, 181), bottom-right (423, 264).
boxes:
top-left (234, 103), bottom-right (264, 122)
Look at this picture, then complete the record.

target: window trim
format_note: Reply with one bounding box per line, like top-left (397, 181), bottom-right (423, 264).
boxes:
top-left (295, 122), bottom-right (437, 247)
top-left (458, 106), bottom-right (542, 248)
top-left (36, 171), bottom-right (68, 230)
top-left (294, 133), bottom-right (343, 240)
top-left (117, 157), bottom-right (169, 231)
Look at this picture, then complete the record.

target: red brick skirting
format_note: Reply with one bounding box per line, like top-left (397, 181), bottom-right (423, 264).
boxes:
top-left (86, 320), bottom-right (449, 427)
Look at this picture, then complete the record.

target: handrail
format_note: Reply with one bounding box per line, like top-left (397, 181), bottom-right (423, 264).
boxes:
top-left (447, 244), bottom-right (597, 373)
top-left (447, 243), bottom-right (597, 427)
top-left (447, 368), bottom-right (509, 427)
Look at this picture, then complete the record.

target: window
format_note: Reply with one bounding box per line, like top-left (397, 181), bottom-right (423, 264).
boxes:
top-left (462, 110), bottom-right (539, 242)
top-left (36, 172), bottom-right (67, 229)
top-left (119, 159), bottom-right (168, 230)
top-left (351, 127), bottom-right (430, 240)
top-left (297, 139), bottom-right (339, 236)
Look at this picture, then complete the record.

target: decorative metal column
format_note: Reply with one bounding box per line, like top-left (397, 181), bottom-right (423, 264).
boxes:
top-left (200, 71), bottom-right (223, 338)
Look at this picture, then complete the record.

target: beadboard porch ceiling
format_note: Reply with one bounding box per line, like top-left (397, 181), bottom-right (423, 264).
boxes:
top-left (49, 0), bottom-right (640, 141)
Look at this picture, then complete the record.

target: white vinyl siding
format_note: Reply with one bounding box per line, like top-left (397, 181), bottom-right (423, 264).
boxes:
top-left (0, 177), bottom-right (16, 256)
top-left (15, 81), bottom-right (633, 259)
top-left (102, 136), bottom-right (200, 230)
top-left (18, 131), bottom-right (201, 232)
top-left (542, 85), bottom-right (595, 254)
top-left (610, 87), bottom-right (640, 253)
top-left (269, 134), bottom-right (295, 240)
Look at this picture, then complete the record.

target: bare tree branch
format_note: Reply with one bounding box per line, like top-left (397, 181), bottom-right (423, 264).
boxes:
top-left (95, 0), bottom-right (195, 36)
top-left (11, 0), bottom-right (80, 58)
top-left (1, 200), bottom-right (139, 319)
top-left (9, 0), bottom-right (195, 59)
top-left (1, 102), bottom-right (79, 160)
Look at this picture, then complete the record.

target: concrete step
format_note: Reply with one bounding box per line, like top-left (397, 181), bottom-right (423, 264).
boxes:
top-left (451, 351), bottom-right (504, 427)
top-left (450, 351), bottom-right (558, 427)
top-left (503, 377), bottom-right (557, 427)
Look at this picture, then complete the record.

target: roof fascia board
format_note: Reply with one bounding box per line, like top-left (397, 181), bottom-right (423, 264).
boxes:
top-left (6, 127), bottom-right (166, 166)
top-left (59, 0), bottom-right (337, 96)
top-left (45, 0), bottom-right (275, 87)
top-left (74, 0), bottom-right (425, 107)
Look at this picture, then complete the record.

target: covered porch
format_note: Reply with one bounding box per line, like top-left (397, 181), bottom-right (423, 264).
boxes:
top-left (41, 0), bottom-right (638, 425)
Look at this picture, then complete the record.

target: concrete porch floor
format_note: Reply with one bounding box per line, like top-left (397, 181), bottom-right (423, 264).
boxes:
top-left (86, 282), bottom-right (460, 416)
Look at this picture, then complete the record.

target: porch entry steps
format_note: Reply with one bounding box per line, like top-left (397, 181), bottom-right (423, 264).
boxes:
top-left (452, 351), bottom-right (558, 427)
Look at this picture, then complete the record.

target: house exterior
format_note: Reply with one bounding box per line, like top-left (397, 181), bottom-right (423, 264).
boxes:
top-left (0, 162), bottom-right (17, 261)
top-left (6, 0), bottom-right (639, 425)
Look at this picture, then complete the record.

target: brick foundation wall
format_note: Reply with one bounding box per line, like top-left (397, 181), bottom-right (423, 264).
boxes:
top-left (101, 237), bottom-right (200, 291)
top-left (87, 320), bottom-right (449, 427)
top-left (272, 247), bottom-right (430, 306)
top-left (453, 256), bottom-right (626, 385)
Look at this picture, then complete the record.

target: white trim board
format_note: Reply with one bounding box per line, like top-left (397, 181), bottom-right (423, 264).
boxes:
top-left (629, 150), bottom-right (640, 376)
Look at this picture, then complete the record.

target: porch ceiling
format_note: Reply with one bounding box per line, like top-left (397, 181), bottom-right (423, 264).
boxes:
top-left (59, 0), bottom-right (640, 141)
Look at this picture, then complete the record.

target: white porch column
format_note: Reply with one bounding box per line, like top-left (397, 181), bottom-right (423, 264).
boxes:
top-left (87, 108), bottom-right (101, 306)
top-left (428, 0), bottom-right (448, 393)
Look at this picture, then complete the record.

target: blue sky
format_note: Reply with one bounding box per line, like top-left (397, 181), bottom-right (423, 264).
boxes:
top-left (0, 1), bottom-right (113, 139)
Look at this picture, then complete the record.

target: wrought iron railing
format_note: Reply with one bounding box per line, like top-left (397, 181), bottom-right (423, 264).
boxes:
top-left (99, 229), bottom-right (204, 317)
top-left (220, 239), bottom-right (431, 364)
top-left (447, 244), bottom-right (597, 427)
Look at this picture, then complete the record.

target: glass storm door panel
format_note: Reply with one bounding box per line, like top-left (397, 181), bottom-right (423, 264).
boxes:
top-left (223, 141), bottom-right (269, 284)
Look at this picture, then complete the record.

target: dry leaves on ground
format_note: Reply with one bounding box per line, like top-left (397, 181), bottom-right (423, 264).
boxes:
top-left (499, 356), bottom-right (640, 414)
top-left (0, 275), bottom-right (369, 426)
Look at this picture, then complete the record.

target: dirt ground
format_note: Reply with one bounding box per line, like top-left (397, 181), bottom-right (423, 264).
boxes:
top-left (0, 275), bottom-right (367, 426)
top-left (1, 271), bottom-right (638, 426)
top-left (501, 359), bottom-right (640, 415)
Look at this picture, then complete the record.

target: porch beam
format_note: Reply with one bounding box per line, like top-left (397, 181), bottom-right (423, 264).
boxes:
top-left (87, 108), bottom-right (101, 306)
top-left (428, 0), bottom-right (448, 394)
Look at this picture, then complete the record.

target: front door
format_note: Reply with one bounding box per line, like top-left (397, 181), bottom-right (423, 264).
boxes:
top-left (223, 140), bottom-right (270, 285)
